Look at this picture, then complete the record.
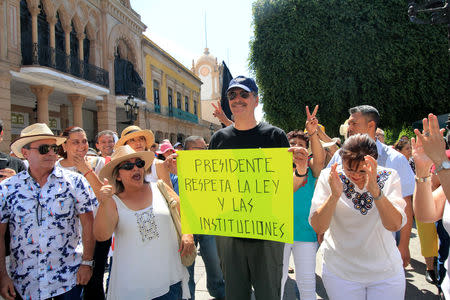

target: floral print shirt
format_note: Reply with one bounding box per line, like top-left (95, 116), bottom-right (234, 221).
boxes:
top-left (0, 166), bottom-right (96, 300)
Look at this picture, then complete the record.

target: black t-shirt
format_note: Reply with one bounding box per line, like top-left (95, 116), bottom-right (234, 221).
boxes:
top-left (208, 123), bottom-right (289, 242)
top-left (209, 122), bottom-right (290, 150)
top-left (0, 152), bottom-right (26, 173)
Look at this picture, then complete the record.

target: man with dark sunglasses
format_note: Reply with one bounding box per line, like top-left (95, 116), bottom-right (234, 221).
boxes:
top-left (208, 76), bottom-right (290, 300)
top-left (0, 123), bottom-right (96, 300)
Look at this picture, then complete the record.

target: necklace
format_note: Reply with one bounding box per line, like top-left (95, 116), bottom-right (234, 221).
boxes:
top-left (338, 170), bottom-right (391, 215)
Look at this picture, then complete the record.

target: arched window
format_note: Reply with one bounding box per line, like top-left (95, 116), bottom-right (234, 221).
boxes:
top-left (185, 96), bottom-right (189, 112)
top-left (177, 92), bottom-right (182, 109)
top-left (20, 0), bottom-right (32, 65)
top-left (168, 88), bottom-right (173, 116)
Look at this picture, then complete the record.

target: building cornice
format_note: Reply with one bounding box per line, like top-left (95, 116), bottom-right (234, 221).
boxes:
top-left (108, 0), bottom-right (146, 35)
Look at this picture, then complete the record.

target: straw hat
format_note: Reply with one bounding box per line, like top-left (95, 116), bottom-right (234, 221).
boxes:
top-left (99, 145), bottom-right (155, 183)
top-left (11, 123), bottom-right (66, 158)
top-left (114, 125), bottom-right (155, 150)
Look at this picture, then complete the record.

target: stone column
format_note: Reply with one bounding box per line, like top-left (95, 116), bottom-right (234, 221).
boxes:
top-left (47, 16), bottom-right (57, 67)
top-left (96, 95), bottom-right (117, 133)
top-left (62, 24), bottom-right (71, 72)
top-left (0, 67), bottom-right (12, 153)
top-left (136, 105), bottom-right (145, 129)
top-left (30, 85), bottom-right (54, 124)
top-left (60, 104), bottom-right (69, 130)
top-left (77, 33), bottom-right (85, 61)
top-left (77, 33), bottom-right (85, 77)
top-left (29, 6), bottom-right (40, 64)
top-left (67, 94), bottom-right (86, 127)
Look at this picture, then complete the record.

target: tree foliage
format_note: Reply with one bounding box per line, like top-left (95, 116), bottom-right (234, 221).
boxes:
top-left (250, 0), bottom-right (450, 136)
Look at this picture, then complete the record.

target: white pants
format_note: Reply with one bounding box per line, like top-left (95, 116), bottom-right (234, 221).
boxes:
top-left (280, 241), bottom-right (318, 300)
top-left (322, 264), bottom-right (405, 300)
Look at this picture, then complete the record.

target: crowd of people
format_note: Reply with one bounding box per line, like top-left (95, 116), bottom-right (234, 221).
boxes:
top-left (0, 74), bottom-right (447, 300)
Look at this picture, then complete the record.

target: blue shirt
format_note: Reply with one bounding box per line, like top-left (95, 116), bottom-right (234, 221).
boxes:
top-left (294, 168), bottom-right (317, 242)
top-left (0, 166), bottom-right (96, 300)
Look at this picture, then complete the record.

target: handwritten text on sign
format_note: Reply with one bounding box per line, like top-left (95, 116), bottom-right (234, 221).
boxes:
top-left (178, 148), bottom-right (293, 243)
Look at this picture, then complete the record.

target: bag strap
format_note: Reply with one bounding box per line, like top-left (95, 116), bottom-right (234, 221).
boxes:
top-left (156, 180), bottom-right (182, 240)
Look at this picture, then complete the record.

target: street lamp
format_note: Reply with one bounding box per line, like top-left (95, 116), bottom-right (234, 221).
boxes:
top-left (123, 95), bottom-right (139, 124)
top-left (408, 0), bottom-right (450, 54)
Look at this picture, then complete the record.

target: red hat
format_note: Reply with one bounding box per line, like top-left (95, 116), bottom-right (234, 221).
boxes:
top-left (156, 142), bottom-right (176, 155)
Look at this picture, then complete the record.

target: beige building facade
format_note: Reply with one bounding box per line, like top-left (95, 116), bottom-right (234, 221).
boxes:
top-left (0, 0), bottom-right (216, 153)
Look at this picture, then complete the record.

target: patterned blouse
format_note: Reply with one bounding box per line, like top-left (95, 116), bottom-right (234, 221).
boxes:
top-left (0, 166), bottom-right (96, 300)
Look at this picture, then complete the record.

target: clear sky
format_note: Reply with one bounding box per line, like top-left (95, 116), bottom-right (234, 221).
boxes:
top-left (129, 0), bottom-right (264, 121)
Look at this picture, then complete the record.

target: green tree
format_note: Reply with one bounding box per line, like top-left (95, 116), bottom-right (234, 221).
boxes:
top-left (250, 0), bottom-right (450, 136)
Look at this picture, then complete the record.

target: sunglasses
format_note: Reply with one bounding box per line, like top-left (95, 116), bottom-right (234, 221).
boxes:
top-left (227, 90), bottom-right (250, 101)
top-left (118, 159), bottom-right (146, 170)
top-left (29, 144), bottom-right (59, 155)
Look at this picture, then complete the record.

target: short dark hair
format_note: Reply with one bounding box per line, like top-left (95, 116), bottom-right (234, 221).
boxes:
top-left (0, 119), bottom-right (3, 133)
top-left (349, 105), bottom-right (380, 128)
top-left (184, 136), bottom-right (204, 150)
top-left (287, 130), bottom-right (309, 148)
top-left (339, 134), bottom-right (378, 169)
top-left (95, 130), bottom-right (116, 143)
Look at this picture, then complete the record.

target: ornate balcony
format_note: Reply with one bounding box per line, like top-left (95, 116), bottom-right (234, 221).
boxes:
top-left (23, 43), bottom-right (109, 89)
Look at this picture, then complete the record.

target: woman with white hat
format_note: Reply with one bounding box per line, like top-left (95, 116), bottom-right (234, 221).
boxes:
top-left (94, 145), bottom-right (193, 299)
top-left (115, 126), bottom-right (172, 188)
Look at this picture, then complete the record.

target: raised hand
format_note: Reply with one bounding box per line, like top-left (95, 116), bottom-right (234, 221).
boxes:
top-left (212, 101), bottom-right (233, 126)
top-left (411, 137), bottom-right (433, 177)
top-left (73, 155), bottom-right (91, 175)
top-left (98, 178), bottom-right (114, 204)
top-left (414, 113), bottom-right (446, 165)
top-left (164, 152), bottom-right (178, 175)
top-left (362, 155), bottom-right (380, 198)
top-left (305, 105), bottom-right (319, 135)
top-left (288, 146), bottom-right (309, 174)
top-left (328, 163), bottom-right (343, 197)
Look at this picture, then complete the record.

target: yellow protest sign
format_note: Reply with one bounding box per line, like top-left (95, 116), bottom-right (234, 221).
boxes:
top-left (177, 148), bottom-right (293, 243)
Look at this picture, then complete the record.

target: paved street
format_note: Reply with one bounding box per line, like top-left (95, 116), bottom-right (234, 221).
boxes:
top-left (193, 225), bottom-right (440, 299)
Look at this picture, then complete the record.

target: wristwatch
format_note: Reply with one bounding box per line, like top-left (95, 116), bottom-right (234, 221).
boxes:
top-left (373, 189), bottom-right (383, 201)
top-left (435, 160), bottom-right (450, 173)
top-left (81, 260), bottom-right (95, 268)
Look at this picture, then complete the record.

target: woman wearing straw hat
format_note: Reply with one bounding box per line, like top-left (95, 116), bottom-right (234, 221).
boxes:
top-left (95, 145), bottom-right (193, 299)
top-left (115, 126), bottom-right (173, 188)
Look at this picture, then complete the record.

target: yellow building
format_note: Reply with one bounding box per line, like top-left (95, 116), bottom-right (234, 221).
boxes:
top-left (136, 36), bottom-right (218, 144)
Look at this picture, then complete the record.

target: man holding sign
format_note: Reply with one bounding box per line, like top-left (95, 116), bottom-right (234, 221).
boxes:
top-left (205, 76), bottom-right (303, 300)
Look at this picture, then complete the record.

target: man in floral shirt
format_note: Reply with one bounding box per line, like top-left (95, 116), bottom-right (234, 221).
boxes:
top-left (0, 123), bottom-right (96, 300)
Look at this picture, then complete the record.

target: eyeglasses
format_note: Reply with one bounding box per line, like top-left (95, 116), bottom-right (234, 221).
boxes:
top-left (227, 90), bottom-right (250, 101)
top-left (190, 146), bottom-right (207, 150)
top-left (29, 144), bottom-right (58, 155)
top-left (118, 159), bottom-right (146, 170)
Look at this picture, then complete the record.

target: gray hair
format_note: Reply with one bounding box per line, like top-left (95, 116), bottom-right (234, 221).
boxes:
top-left (184, 136), bottom-right (205, 150)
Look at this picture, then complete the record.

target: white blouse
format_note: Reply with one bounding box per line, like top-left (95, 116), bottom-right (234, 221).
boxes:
top-left (107, 181), bottom-right (189, 299)
top-left (309, 166), bottom-right (406, 283)
top-left (441, 199), bottom-right (450, 299)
